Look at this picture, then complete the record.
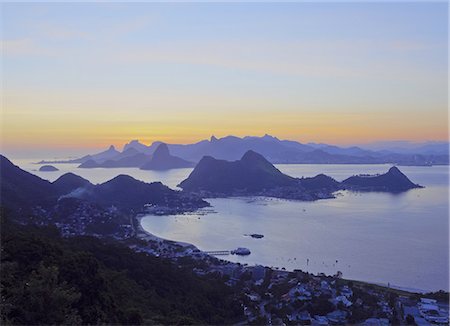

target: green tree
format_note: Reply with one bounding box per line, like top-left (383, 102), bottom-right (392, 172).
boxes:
top-left (10, 263), bottom-right (81, 325)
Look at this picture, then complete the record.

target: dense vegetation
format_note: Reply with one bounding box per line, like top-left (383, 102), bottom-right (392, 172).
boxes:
top-left (0, 212), bottom-right (243, 325)
top-left (0, 155), bottom-right (208, 217)
top-left (0, 155), bottom-right (57, 213)
top-left (93, 175), bottom-right (208, 211)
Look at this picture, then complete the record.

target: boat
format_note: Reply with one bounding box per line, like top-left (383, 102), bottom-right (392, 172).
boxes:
top-left (231, 247), bottom-right (251, 255)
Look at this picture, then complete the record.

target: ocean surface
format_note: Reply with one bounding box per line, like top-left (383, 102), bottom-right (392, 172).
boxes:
top-left (14, 159), bottom-right (449, 292)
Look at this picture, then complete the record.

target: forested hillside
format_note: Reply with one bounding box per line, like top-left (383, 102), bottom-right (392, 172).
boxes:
top-left (0, 211), bottom-right (243, 325)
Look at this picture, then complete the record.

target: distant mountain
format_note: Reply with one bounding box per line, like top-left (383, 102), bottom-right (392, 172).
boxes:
top-left (85, 145), bottom-right (120, 163)
top-left (168, 134), bottom-right (318, 163)
top-left (140, 143), bottom-right (195, 170)
top-left (307, 143), bottom-right (376, 157)
top-left (413, 142), bottom-right (449, 155)
top-left (103, 153), bottom-right (150, 168)
top-left (342, 166), bottom-right (422, 192)
top-left (78, 159), bottom-right (100, 168)
top-left (179, 151), bottom-right (421, 199)
top-left (358, 141), bottom-right (449, 156)
top-left (79, 153), bottom-right (150, 168)
top-left (78, 143), bottom-right (193, 170)
top-left (123, 139), bottom-right (154, 154)
top-left (38, 135), bottom-right (449, 166)
top-left (113, 147), bottom-right (142, 160)
top-left (38, 145), bottom-right (120, 164)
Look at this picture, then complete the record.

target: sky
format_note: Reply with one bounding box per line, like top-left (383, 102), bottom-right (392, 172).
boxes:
top-left (1, 2), bottom-right (448, 158)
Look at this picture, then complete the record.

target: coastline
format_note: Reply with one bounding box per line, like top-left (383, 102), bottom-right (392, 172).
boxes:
top-left (134, 213), bottom-right (200, 249)
top-left (133, 213), bottom-right (440, 296)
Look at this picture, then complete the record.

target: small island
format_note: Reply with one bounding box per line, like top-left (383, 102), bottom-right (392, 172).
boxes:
top-left (39, 165), bottom-right (59, 172)
top-left (342, 166), bottom-right (423, 192)
top-left (245, 233), bottom-right (264, 239)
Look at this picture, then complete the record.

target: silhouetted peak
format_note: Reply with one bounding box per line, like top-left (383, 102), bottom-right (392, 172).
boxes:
top-left (197, 155), bottom-right (216, 164)
top-left (342, 166), bottom-right (421, 191)
top-left (150, 141), bottom-right (163, 147)
top-left (153, 143), bottom-right (170, 157)
top-left (262, 134), bottom-right (278, 141)
top-left (314, 174), bottom-right (329, 179)
top-left (210, 135), bottom-right (218, 142)
top-left (108, 145), bottom-right (116, 151)
top-left (54, 172), bottom-right (89, 183)
top-left (388, 166), bottom-right (402, 175)
top-left (0, 155), bottom-right (15, 167)
top-left (179, 150), bottom-right (296, 193)
top-left (221, 135), bottom-right (241, 141)
top-left (53, 173), bottom-right (92, 194)
top-left (241, 150), bottom-right (268, 163)
top-left (106, 174), bottom-right (140, 185)
top-left (123, 140), bottom-right (148, 152)
top-left (299, 173), bottom-right (340, 190)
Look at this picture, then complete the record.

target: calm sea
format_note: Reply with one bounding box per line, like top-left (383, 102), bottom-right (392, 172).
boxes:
top-left (14, 159), bottom-right (449, 292)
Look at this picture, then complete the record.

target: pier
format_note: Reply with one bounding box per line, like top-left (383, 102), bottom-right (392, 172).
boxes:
top-left (204, 250), bottom-right (231, 256)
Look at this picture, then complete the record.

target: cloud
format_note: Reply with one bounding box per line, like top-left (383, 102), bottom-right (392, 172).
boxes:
top-left (1, 13), bottom-right (154, 58)
top-left (101, 38), bottom-right (444, 82)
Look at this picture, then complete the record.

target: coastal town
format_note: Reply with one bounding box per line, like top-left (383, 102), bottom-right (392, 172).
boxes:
top-left (127, 214), bottom-right (449, 325)
top-left (17, 193), bottom-right (449, 326)
top-left (18, 194), bottom-right (449, 326)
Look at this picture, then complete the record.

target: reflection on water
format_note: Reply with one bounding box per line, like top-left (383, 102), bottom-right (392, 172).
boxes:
top-left (141, 165), bottom-right (449, 293)
top-left (13, 159), bottom-right (449, 292)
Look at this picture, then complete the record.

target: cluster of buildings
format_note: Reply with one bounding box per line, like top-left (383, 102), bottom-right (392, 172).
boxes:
top-left (36, 203), bottom-right (449, 326)
top-left (401, 297), bottom-right (449, 325)
top-left (236, 269), bottom-right (392, 325)
top-left (143, 201), bottom-right (205, 215)
top-left (31, 199), bottom-right (134, 239)
top-left (129, 229), bottom-right (446, 325)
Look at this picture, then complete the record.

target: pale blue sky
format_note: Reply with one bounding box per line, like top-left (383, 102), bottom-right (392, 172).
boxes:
top-left (1, 2), bottom-right (448, 157)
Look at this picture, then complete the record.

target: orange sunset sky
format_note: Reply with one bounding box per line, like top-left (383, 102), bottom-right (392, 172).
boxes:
top-left (1, 2), bottom-right (448, 157)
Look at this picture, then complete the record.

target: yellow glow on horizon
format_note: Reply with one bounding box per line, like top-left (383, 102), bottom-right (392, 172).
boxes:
top-left (2, 105), bottom-right (448, 153)
top-left (2, 2), bottom-right (448, 157)
top-left (2, 88), bottom-right (448, 154)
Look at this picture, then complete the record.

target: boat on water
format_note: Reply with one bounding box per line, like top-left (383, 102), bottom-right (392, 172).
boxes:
top-left (231, 247), bottom-right (251, 255)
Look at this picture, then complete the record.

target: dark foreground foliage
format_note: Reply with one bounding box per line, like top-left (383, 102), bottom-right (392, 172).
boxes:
top-left (0, 212), bottom-right (243, 325)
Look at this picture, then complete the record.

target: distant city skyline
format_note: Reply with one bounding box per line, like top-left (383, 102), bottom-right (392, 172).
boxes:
top-left (1, 2), bottom-right (448, 157)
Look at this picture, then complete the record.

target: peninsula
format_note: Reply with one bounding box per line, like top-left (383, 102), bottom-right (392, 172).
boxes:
top-left (178, 151), bottom-right (421, 200)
